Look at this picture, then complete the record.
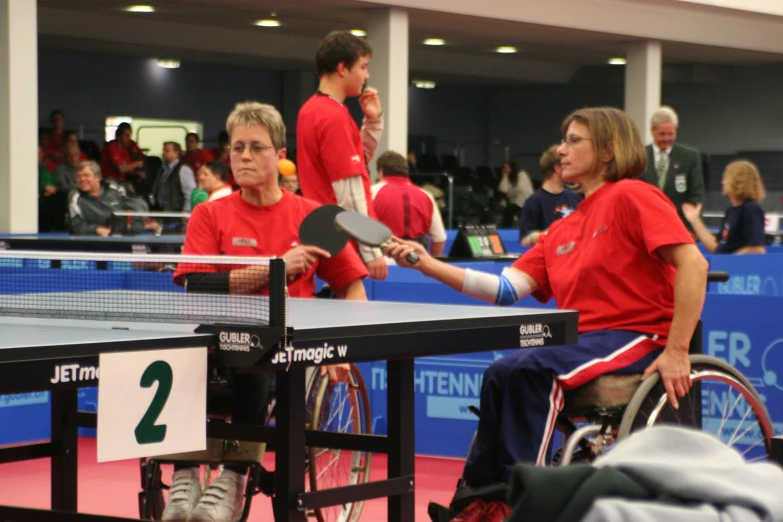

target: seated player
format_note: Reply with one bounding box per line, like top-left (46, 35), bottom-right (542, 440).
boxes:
top-left (169, 101), bottom-right (368, 522)
top-left (67, 161), bottom-right (150, 236)
top-left (682, 159), bottom-right (767, 254)
top-left (371, 150), bottom-right (447, 255)
top-left (384, 107), bottom-right (708, 521)
top-left (519, 144), bottom-right (583, 247)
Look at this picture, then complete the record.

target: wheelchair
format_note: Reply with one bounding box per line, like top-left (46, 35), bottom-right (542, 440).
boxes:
top-left (138, 363), bottom-right (373, 522)
top-left (554, 351), bottom-right (774, 465)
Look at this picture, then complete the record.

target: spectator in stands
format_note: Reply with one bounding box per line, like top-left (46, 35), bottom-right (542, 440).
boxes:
top-left (150, 142), bottom-right (197, 225)
top-left (519, 145), bottom-right (583, 246)
top-left (47, 110), bottom-right (66, 154)
top-left (682, 159), bottom-right (766, 254)
top-left (169, 101), bottom-right (368, 522)
top-left (100, 122), bottom-right (146, 184)
top-left (183, 132), bottom-right (214, 175)
top-left (297, 30), bottom-right (387, 280)
top-left (38, 145), bottom-right (57, 197)
top-left (279, 172), bottom-right (300, 194)
top-left (498, 160), bottom-right (535, 227)
top-left (407, 151), bottom-right (418, 174)
top-left (641, 106), bottom-right (705, 230)
top-left (371, 150), bottom-right (447, 255)
top-left (67, 161), bottom-right (148, 236)
top-left (209, 130), bottom-right (234, 186)
top-left (54, 142), bottom-right (82, 193)
top-left (196, 161), bottom-right (233, 202)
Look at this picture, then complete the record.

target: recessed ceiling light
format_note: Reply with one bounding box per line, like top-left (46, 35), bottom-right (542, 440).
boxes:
top-left (423, 38), bottom-right (445, 46)
top-left (350, 29), bottom-right (366, 37)
top-left (125, 5), bottom-right (155, 13)
top-left (413, 80), bottom-right (436, 89)
top-left (608, 57), bottom-right (627, 65)
top-left (255, 19), bottom-right (281, 27)
top-left (156, 59), bottom-right (180, 69)
top-left (496, 46), bottom-right (517, 54)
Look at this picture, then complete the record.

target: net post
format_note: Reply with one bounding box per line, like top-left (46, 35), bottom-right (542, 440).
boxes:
top-left (268, 258), bottom-right (286, 328)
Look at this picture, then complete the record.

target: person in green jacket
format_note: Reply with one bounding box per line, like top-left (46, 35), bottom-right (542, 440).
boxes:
top-left (640, 106), bottom-right (705, 231)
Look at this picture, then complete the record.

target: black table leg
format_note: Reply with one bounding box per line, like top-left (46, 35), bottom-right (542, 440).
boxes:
top-left (387, 359), bottom-right (415, 522)
top-left (50, 388), bottom-right (78, 511)
top-left (272, 368), bottom-right (307, 522)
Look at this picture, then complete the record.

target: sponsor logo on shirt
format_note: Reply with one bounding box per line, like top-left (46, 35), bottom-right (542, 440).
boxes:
top-left (556, 241), bottom-right (575, 256)
top-left (554, 205), bottom-right (576, 219)
top-left (350, 154), bottom-right (362, 164)
top-left (675, 174), bottom-right (687, 193)
top-left (232, 237), bottom-right (257, 247)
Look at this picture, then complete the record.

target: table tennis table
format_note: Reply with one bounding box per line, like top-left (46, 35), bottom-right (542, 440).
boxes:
top-left (0, 257), bottom-right (578, 522)
top-left (0, 234), bottom-right (186, 254)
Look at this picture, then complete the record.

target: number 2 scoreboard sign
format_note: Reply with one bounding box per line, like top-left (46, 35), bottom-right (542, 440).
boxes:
top-left (97, 347), bottom-right (207, 462)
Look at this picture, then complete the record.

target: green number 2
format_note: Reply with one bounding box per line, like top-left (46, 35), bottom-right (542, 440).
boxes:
top-left (134, 361), bottom-right (173, 445)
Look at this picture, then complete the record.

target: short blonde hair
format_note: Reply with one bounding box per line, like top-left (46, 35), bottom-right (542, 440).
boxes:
top-left (226, 101), bottom-right (286, 150)
top-left (560, 107), bottom-right (647, 182)
top-left (723, 160), bottom-right (766, 203)
top-left (650, 106), bottom-right (679, 129)
top-left (78, 160), bottom-right (102, 179)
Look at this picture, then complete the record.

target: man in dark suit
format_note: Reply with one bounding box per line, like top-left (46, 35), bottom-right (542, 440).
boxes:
top-left (641, 106), bottom-right (705, 230)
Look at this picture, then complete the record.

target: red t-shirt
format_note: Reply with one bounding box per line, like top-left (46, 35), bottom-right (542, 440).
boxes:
top-left (173, 190), bottom-right (367, 296)
top-left (296, 93), bottom-right (376, 218)
top-left (182, 148), bottom-right (215, 176)
top-left (100, 139), bottom-right (145, 180)
top-left (372, 177), bottom-right (434, 239)
top-left (513, 179), bottom-right (694, 337)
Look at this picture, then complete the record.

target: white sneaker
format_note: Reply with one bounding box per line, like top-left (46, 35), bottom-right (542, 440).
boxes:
top-left (162, 467), bottom-right (202, 522)
top-left (187, 469), bottom-right (246, 522)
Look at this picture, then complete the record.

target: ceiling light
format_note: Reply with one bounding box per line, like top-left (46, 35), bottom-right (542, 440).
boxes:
top-left (608, 57), bottom-right (627, 65)
top-left (350, 29), bottom-right (366, 37)
top-left (496, 46), bottom-right (517, 54)
top-left (125, 5), bottom-right (155, 12)
top-left (255, 19), bottom-right (281, 27)
top-left (423, 38), bottom-right (445, 46)
top-left (156, 59), bottom-right (180, 69)
top-left (414, 80), bottom-right (436, 89)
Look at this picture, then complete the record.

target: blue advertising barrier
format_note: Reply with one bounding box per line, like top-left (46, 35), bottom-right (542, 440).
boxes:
top-left (2, 252), bottom-right (783, 459)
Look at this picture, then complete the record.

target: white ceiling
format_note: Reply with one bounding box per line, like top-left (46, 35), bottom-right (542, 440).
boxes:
top-left (37, 0), bottom-right (783, 85)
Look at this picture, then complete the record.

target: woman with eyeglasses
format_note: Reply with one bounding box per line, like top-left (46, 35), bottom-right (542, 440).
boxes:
top-left (385, 107), bottom-right (708, 522)
top-left (682, 159), bottom-right (767, 255)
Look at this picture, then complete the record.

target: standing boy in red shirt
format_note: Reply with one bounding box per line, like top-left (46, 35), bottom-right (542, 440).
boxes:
top-left (297, 30), bottom-right (387, 280)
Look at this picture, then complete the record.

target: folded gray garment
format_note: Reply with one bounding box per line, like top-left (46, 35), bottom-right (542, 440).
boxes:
top-left (583, 499), bottom-right (760, 522)
top-left (591, 426), bottom-right (783, 522)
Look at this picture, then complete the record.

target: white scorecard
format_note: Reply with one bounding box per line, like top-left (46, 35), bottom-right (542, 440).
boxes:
top-left (97, 347), bottom-right (207, 462)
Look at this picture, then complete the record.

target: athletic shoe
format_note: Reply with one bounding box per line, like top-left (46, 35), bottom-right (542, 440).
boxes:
top-left (483, 500), bottom-right (511, 522)
top-left (161, 467), bottom-right (201, 522)
top-left (187, 469), bottom-right (246, 522)
top-left (450, 499), bottom-right (487, 522)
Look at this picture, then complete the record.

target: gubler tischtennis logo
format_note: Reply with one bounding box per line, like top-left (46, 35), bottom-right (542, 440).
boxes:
top-left (519, 323), bottom-right (552, 348)
top-left (218, 331), bottom-right (262, 353)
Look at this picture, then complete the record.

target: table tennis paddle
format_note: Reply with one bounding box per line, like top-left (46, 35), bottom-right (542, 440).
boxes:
top-left (299, 204), bottom-right (348, 256)
top-left (334, 211), bottom-right (420, 264)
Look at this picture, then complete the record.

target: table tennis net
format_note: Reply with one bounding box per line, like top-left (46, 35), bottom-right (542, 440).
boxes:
top-left (0, 251), bottom-right (281, 326)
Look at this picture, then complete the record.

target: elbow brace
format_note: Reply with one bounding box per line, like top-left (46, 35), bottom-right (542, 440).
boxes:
top-left (462, 267), bottom-right (531, 306)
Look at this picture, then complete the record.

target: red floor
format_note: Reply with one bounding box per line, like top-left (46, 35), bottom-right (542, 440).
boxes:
top-left (0, 437), bottom-right (463, 521)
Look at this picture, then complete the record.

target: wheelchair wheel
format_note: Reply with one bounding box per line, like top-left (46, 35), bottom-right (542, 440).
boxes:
top-left (618, 355), bottom-right (774, 461)
top-left (307, 364), bottom-right (372, 522)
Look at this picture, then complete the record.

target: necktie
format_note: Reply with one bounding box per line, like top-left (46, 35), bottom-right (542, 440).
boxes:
top-left (656, 150), bottom-right (668, 190)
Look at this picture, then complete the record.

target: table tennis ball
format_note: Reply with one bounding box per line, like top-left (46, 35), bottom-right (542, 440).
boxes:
top-left (278, 158), bottom-right (297, 176)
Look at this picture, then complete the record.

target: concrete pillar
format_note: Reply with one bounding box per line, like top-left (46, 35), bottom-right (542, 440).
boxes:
top-left (624, 41), bottom-right (662, 145)
top-left (367, 8), bottom-right (409, 181)
top-left (0, 0), bottom-right (37, 233)
top-left (281, 70), bottom-right (316, 152)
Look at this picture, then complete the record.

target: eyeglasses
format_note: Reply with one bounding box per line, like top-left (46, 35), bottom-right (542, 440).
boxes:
top-left (231, 143), bottom-right (275, 156)
top-left (560, 136), bottom-right (592, 147)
